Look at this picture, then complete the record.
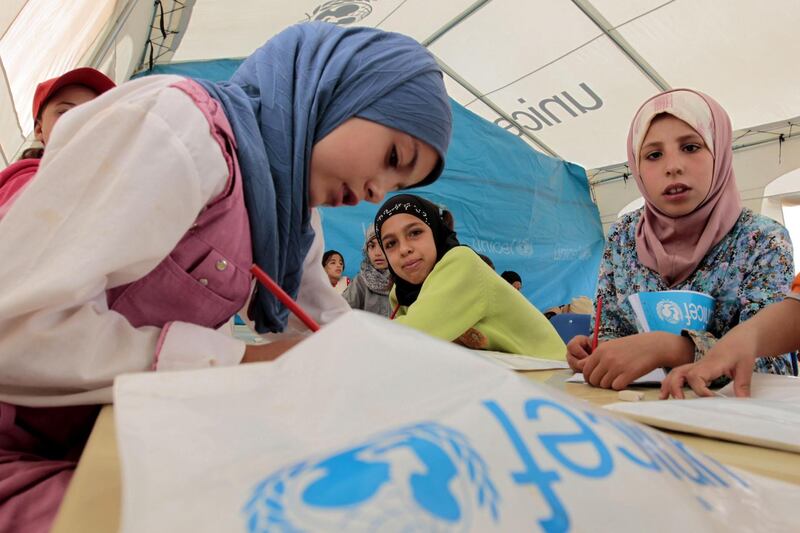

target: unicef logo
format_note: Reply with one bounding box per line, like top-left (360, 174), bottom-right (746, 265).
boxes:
top-left (305, 1), bottom-right (375, 25)
top-left (244, 423), bottom-right (500, 532)
top-left (513, 240), bottom-right (533, 257)
top-left (656, 299), bottom-right (683, 325)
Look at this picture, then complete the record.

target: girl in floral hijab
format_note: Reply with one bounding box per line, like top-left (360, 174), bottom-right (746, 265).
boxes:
top-left (567, 89), bottom-right (794, 391)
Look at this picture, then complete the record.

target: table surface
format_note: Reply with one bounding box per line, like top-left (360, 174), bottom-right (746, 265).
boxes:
top-left (50, 369), bottom-right (800, 533)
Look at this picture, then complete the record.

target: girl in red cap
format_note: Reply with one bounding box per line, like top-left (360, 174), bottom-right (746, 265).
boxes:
top-left (0, 67), bottom-right (116, 219)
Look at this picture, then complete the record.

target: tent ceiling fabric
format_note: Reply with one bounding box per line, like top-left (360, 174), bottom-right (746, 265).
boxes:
top-left (0, 0), bottom-right (116, 136)
top-left (144, 0), bottom-right (800, 171)
top-left (0, 0), bottom-right (152, 162)
top-left (1, 0), bottom-right (798, 219)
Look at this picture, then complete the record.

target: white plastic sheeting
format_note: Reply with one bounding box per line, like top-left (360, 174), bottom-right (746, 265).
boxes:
top-left (114, 311), bottom-right (800, 532)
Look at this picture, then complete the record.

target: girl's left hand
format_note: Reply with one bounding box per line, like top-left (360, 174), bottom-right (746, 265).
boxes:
top-left (659, 351), bottom-right (756, 400)
top-left (581, 332), bottom-right (694, 390)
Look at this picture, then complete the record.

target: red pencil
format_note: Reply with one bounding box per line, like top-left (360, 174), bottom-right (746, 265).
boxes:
top-left (250, 264), bottom-right (320, 332)
top-left (591, 296), bottom-right (603, 351)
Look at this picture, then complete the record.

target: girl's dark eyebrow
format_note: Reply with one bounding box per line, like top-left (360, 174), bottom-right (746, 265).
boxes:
top-left (677, 134), bottom-right (703, 143)
top-left (640, 140), bottom-right (662, 151)
top-left (381, 220), bottom-right (423, 241)
top-left (643, 133), bottom-right (703, 151)
top-left (405, 221), bottom-right (426, 234)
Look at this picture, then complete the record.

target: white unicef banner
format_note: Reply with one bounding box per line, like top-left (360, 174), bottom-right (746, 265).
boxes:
top-left (114, 312), bottom-right (799, 533)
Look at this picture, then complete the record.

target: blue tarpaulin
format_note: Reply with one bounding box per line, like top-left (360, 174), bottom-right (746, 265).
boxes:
top-left (138, 60), bottom-right (604, 309)
top-left (319, 101), bottom-right (604, 309)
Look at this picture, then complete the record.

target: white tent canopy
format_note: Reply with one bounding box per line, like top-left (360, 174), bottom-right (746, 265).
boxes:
top-left (2, 0), bottom-right (800, 228)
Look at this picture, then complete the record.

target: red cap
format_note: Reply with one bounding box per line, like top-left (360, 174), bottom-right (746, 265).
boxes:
top-left (32, 67), bottom-right (116, 122)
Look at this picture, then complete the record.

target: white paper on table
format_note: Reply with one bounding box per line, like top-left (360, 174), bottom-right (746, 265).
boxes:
top-left (605, 397), bottom-right (800, 453)
top-left (717, 372), bottom-right (800, 401)
top-left (114, 311), bottom-right (800, 533)
top-left (476, 350), bottom-right (569, 371)
top-left (567, 368), bottom-right (666, 385)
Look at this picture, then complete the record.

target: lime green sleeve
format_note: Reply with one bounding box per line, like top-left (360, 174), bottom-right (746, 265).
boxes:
top-left (394, 247), bottom-right (488, 341)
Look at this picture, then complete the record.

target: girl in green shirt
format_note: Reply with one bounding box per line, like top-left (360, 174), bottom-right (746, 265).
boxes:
top-left (374, 194), bottom-right (565, 359)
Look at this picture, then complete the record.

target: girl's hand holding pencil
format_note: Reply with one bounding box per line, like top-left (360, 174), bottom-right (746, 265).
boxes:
top-left (571, 331), bottom-right (696, 390)
top-left (251, 265), bottom-right (320, 332)
top-left (239, 264), bottom-right (321, 364)
top-left (566, 297), bottom-right (602, 372)
top-left (567, 297), bottom-right (692, 390)
top-left (566, 335), bottom-right (593, 372)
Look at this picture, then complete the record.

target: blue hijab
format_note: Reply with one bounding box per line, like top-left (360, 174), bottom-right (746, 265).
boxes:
top-left (197, 22), bottom-right (451, 333)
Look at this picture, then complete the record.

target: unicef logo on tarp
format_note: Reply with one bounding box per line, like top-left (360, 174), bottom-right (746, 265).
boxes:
top-left (514, 240), bottom-right (533, 257)
top-left (305, 1), bottom-right (375, 24)
top-left (655, 299), bottom-right (682, 325)
top-left (244, 423), bottom-right (500, 532)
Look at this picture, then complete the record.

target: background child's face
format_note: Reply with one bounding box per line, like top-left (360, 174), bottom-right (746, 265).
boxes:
top-left (366, 237), bottom-right (387, 270)
top-left (308, 118), bottom-right (439, 208)
top-left (324, 254), bottom-right (344, 280)
top-left (34, 85), bottom-right (99, 145)
top-left (379, 213), bottom-right (437, 285)
top-left (638, 114), bottom-right (714, 217)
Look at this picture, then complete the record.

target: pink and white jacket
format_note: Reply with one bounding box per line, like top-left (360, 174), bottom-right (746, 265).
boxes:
top-left (0, 76), bottom-right (348, 407)
top-left (0, 158), bottom-right (39, 220)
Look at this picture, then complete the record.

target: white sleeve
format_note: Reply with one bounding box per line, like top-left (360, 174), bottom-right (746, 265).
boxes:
top-left (255, 209), bottom-right (351, 338)
top-left (298, 209), bottom-right (352, 324)
top-left (0, 76), bottom-right (244, 403)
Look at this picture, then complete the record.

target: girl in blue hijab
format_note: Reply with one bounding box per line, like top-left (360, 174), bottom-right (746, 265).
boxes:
top-left (199, 22), bottom-right (452, 334)
top-left (0, 23), bottom-right (451, 530)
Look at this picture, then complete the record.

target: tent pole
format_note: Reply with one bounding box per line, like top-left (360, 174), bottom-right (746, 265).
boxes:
top-left (571, 0), bottom-right (671, 92)
top-left (435, 59), bottom-right (562, 160)
top-left (416, 0), bottom-right (563, 161)
top-left (421, 0), bottom-right (492, 48)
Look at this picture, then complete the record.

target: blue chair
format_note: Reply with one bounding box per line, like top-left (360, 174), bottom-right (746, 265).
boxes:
top-left (549, 313), bottom-right (592, 344)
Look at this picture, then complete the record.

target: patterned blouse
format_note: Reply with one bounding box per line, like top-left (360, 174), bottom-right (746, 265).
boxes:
top-left (595, 208), bottom-right (794, 375)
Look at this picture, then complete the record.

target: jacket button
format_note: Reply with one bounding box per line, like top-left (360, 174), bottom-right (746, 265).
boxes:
top-left (198, 278), bottom-right (209, 286)
top-left (215, 259), bottom-right (228, 271)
